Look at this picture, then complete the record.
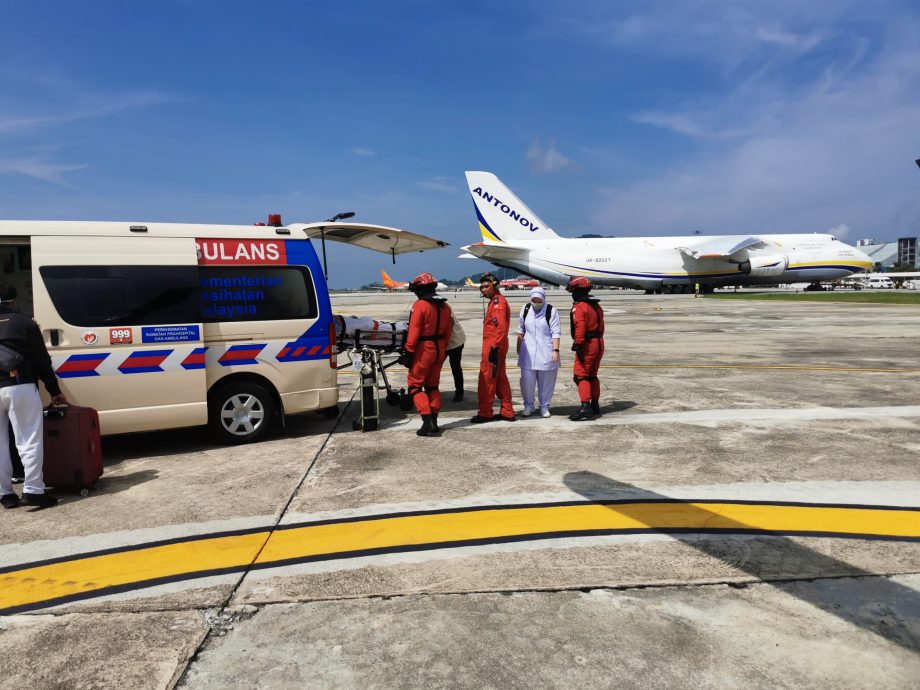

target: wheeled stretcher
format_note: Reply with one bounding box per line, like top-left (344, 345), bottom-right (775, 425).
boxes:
top-left (333, 316), bottom-right (413, 431)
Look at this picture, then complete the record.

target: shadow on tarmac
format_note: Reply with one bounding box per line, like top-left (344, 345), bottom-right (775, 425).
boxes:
top-left (100, 410), bottom-right (340, 462)
top-left (563, 471), bottom-right (920, 654)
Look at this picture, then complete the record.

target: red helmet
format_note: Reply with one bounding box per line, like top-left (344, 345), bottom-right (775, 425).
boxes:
top-left (409, 272), bottom-right (438, 289)
top-left (566, 276), bottom-right (592, 291)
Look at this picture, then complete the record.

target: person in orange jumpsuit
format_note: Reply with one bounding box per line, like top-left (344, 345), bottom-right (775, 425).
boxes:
top-left (401, 273), bottom-right (453, 436)
top-left (567, 276), bottom-right (605, 421)
top-left (471, 273), bottom-right (516, 423)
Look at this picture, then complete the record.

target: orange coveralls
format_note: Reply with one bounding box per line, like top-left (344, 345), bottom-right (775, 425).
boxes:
top-left (478, 293), bottom-right (514, 418)
top-left (405, 298), bottom-right (452, 415)
top-left (570, 298), bottom-right (605, 403)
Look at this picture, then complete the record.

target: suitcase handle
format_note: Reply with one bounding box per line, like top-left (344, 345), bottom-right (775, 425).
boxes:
top-left (44, 403), bottom-right (69, 420)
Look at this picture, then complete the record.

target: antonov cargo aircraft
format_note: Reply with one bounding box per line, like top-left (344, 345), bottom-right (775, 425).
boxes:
top-left (460, 172), bottom-right (873, 293)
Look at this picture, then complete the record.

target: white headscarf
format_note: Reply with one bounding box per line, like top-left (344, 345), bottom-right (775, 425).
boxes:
top-left (529, 286), bottom-right (546, 313)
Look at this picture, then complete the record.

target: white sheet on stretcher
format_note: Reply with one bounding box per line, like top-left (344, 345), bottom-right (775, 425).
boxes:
top-left (333, 315), bottom-right (408, 349)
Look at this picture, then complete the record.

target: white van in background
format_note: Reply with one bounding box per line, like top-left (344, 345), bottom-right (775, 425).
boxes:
top-left (0, 218), bottom-right (445, 443)
top-left (866, 276), bottom-right (894, 289)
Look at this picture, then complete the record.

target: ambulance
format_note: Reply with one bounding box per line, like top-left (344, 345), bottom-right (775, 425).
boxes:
top-left (0, 216), bottom-right (446, 443)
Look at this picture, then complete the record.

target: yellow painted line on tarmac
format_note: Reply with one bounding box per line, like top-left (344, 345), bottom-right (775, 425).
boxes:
top-left (2, 500), bottom-right (919, 615)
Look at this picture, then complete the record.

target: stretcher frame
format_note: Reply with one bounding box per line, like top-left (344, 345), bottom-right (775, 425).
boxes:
top-left (337, 328), bottom-right (409, 432)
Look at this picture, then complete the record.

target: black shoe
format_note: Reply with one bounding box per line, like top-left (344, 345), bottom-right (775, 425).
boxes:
top-left (22, 493), bottom-right (58, 508)
top-left (590, 400), bottom-right (601, 415)
top-left (569, 403), bottom-right (594, 421)
top-left (470, 415), bottom-right (495, 424)
top-left (11, 476), bottom-right (23, 485)
top-left (417, 415), bottom-right (435, 437)
top-left (430, 413), bottom-right (441, 435)
top-left (1, 493), bottom-right (20, 509)
top-left (498, 414), bottom-right (517, 422)
top-left (452, 390), bottom-right (464, 403)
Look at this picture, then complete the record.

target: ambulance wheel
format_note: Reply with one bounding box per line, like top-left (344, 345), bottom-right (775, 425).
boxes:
top-left (209, 382), bottom-right (276, 444)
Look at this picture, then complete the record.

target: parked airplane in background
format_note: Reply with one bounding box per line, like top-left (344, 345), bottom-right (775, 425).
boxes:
top-left (463, 276), bottom-right (540, 290)
top-left (501, 277), bottom-right (540, 290)
top-left (381, 269), bottom-right (448, 291)
top-left (460, 172), bottom-right (873, 293)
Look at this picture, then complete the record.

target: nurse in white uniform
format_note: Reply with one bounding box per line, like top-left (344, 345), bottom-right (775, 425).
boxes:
top-left (515, 286), bottom-right (561, 417)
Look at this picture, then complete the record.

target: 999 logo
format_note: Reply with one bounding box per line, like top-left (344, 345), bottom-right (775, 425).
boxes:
top-left (109, 328), bottom-right (133, 344)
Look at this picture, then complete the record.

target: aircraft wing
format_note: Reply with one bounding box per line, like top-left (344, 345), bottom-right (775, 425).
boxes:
top-left (460, 242), bottom-right (530, 261)
top-left (678, 236), bottom-right (764, 260)
top-left (291, 222), bottom-right (449, 254)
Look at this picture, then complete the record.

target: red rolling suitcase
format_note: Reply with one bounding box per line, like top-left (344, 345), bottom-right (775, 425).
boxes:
top-left (42, 405), bottom-right (103, 496)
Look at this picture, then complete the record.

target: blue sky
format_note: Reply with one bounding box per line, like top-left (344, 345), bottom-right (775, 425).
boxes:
top-left (2, 1), bottom-right (919, 287)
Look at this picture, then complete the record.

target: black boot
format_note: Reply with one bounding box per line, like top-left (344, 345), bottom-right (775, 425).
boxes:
top-left (452, 390), bottom-right (464, 403)
top-left (569, 403), bottom-right (594, 421)
top-left (590, 399), bottom-right (601, 415)
top-left (417, 414), bottom-right (435, 436)
top-left (431, 413), bottom-right (441, 435)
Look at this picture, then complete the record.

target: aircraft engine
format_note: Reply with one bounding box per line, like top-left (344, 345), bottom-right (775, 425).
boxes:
top-left (737, 255), bottom-right (788, 277)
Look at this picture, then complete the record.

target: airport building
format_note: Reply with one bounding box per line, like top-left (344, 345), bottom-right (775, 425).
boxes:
top-left (855, 237), bottom-right (918, 269)
top-left (898, 237), bottom-right (918, 268)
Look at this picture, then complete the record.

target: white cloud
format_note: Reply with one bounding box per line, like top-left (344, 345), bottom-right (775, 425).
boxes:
top-left (0, 84), bottom-right (177, 184)
top-left (826, 223), bottom-right (852, 239)
top-left (0, 156), bottom-right (87, 185)
top-left (572, 3), bottom-right (920, 240)
top-left (415, 176), bottom-right (458, 193)
top-left (527, 139), bottom-right (575, 174)
top-left (630, 111), bottom-right (752, 139)
top-left (0, 90), bottom-right (177, 135)
top-left (349, 147), bottom-right (377, 157)
top-left (754, 26), bottom-right (823, 51)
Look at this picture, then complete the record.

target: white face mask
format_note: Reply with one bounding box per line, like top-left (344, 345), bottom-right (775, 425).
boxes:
top-left (531, 299), bottom-right (544, 308)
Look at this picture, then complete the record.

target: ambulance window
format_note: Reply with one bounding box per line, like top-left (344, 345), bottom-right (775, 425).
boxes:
top-left (39, 266), bottom-right (200, 327)
top-left (199, 266), bottom-right (317, 322)
top-left (83, 278), bottom-right (129, 321)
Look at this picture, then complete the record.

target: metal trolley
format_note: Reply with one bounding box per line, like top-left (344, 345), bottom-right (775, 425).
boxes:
top-left (336, 325), bottom-right (413, 432)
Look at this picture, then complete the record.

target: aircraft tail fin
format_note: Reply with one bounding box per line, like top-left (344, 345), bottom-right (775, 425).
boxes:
top-left (380, 269), bottom-right (399, 288)
top-left (465, 171), bottom-right (559, 243)
top-left (464, 276), bottom-right (478, 288)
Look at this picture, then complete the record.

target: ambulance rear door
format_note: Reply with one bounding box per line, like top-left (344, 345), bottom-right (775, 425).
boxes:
top-left (31, 235), bottom-right (207, 435)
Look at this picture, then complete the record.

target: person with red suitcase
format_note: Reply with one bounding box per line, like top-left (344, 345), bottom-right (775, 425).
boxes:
top-left (0, 284), bottom-right (67, 510)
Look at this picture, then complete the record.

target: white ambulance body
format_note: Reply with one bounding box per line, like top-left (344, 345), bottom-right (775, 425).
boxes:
top-left (0, 219), bottom-right (445, 443)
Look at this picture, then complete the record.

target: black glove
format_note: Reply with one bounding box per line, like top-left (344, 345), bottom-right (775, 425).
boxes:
top-left (397, 350), bottom-right (413, 367)
top-left (572, 343), bottom-right (585, 364)
top-left (488, 346), bottom-right (499, 364)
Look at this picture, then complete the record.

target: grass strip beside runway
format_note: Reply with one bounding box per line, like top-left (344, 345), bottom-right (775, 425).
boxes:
top-left (704, 292), bottom-right (920, 304)
top-left (2, 500), bottom-right (919, 615)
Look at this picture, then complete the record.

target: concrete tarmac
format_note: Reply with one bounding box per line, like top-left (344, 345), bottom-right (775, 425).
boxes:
top-left (1, 290), bottom-right (919, 688)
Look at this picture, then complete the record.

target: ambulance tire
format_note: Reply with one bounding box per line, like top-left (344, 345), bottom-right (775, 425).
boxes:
top-left (208, 381), bottom-right (276, 444)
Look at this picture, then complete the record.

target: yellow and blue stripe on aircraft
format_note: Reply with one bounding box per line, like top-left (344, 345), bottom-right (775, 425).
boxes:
top-left (473, 201), bottom-right (503, 243)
